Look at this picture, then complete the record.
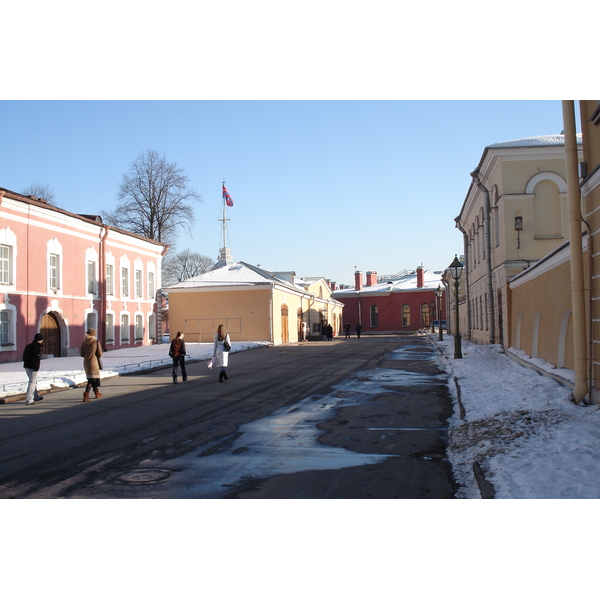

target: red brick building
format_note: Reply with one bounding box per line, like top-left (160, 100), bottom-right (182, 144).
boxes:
top-left (331, 266), bottom-right (446, 334)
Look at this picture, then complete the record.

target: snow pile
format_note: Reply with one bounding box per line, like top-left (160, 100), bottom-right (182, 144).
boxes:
top-left (430, 334), bottom-right (600, 499)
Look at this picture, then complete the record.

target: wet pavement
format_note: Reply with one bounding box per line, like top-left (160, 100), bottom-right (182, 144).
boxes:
top-left (0, 335), bottom-right (457, 498)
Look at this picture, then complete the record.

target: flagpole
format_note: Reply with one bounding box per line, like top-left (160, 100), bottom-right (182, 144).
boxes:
top-left (220, 180), bottom-right (230, 251)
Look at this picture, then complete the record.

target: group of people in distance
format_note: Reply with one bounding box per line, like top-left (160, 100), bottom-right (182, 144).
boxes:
top-left (169, 324), bottom-right (231, 384)
top-left (21, 324), bottom-right (233, 406)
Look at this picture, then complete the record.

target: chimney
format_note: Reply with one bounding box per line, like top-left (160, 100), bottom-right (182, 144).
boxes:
top-left (355, 270), bottom-right (363, 290)
top-left (330, 281), bottom-right (337, 291)
top-left (416, 266), bottom-right (424, 288)
top-left (365, 271), bottom-right (377, 287)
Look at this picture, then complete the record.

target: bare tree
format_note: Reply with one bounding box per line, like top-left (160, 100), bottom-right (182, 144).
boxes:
top-left (21, 182), bottom-right (57, 205)
top-left (102, 149), bottom-right (201, 245)
top-left (162, 249), bottom-right (214, 287)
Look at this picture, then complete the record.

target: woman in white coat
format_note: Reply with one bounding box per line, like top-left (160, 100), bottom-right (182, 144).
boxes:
top-left (213, 324), bottom-right (231, 383)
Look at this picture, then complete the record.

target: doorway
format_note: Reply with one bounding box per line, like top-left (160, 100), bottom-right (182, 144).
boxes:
top-left (41, 312), bottom-right (61, 357)
top-left (281, 304), bottom-right (289, 343)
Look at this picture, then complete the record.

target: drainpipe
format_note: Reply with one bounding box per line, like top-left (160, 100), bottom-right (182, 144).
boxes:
top-left (470, 171), bottom-right (496, 344)
top-left (99, 225), bottom-right (110, 350)
top-left (454, 217), bottom-right (472, 339)
top-left (563, 100), bottom-right (588, 404)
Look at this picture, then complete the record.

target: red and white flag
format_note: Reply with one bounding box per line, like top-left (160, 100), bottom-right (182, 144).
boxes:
top-left (223, 184), bottom-right (234, 207)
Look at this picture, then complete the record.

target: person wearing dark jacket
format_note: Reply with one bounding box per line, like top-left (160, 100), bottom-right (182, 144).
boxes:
top-left (23, 333), bottom-right (44, 405)
top-left (169, 331), bottom-right (188, 384)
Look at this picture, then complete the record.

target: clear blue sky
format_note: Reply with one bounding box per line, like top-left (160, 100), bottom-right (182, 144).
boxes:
top-left (0, 100), bottom-right (573, 285)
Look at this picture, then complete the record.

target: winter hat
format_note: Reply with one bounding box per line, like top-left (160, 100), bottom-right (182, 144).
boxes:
top-left (34, 333), bottom-right (43, 341)
top-left (86, 328), bottom-right (97, 336)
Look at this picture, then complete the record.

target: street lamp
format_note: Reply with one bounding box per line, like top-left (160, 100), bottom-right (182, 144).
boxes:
top-left (435, 284), bottom-right (443, 341)
top-left (449, 254), bottom-right (463, 359)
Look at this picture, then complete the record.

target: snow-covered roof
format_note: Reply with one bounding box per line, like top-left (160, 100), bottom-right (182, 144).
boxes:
top-left (166, 261), bottom-right (283, 290)
top-left (332, 270), bottom-right (444, 297)
top-left (487, 133), bottom-right (582, 149)
top-left (166, 261), bottom-right (326, 296)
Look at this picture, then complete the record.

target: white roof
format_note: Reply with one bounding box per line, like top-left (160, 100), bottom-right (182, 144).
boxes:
top-left (488, 133), bottom-right (582, 149)
top-left (166, 262), bottom-right (279, 290)
top-left (333, 270), bottom-right (444, 297)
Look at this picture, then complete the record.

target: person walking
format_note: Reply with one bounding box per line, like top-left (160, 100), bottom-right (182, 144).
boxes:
top-left (355, 323), bottom-right (362, 339)
top-left (326, 323), bottom-right (334, 341)
top-left (80, 328), bottom-right (103, 402)
top-left (169, 331), bottom-right (188, 384)
top-left (23, 333), bottom-right (44, 405)
top-left (213, 324), bottom-right (231, 383)
top-left (344, 322), bottom-right (351, 338)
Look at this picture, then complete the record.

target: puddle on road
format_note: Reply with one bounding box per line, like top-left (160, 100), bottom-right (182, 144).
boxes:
top-left (156, 346), bottom-right (447, 498)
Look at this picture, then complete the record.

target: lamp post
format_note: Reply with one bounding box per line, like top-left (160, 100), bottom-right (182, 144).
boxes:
top-left (449, 255), bottom-right (463, 359)
top-left (435, 284), bottom-right (443, 341)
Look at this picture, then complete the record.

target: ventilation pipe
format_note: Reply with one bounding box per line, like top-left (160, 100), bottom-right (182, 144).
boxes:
top-left (562, 100), bottom-right (588, 404)
top-left (470, 171), bottom-right (496, 344)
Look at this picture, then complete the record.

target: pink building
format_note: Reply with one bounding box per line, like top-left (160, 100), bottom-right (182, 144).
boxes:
top-left (0, 187), bottom-right (166, 363)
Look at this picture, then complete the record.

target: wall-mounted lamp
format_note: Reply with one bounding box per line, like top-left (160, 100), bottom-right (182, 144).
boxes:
top-left (514, 216), bottom-right (523, 248)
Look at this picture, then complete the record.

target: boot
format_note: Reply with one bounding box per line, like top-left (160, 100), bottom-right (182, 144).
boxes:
top-left (219, 371), bottom-right (225, 383)
top-left (83, 392), bottom-right (90, 402)
top-left (94, 390), bottom-right (102, 399)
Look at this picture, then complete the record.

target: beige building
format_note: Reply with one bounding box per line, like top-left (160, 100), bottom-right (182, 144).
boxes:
top-left (506, 101), bottom-right (600, 404)
top-left (455, 134), bottom-right (582, 350)
top-left (166, 261), bottom-right (343, 345)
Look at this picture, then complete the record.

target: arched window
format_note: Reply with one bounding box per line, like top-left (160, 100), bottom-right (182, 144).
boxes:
top-left (402, 304), bottom-right (410, 327)
top-left (533, 179), bottom-right (562, 239)
top-left (370, 305), bottom-right (379, 327)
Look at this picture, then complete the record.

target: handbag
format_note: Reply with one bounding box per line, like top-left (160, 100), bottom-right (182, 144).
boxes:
top-left (223, 338), bottom-right (231, 352)
top-left (207, 356), bottom-right (217, 369)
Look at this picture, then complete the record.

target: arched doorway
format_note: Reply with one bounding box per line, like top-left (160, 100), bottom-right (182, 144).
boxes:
top-left (41, 312), bottom-right (61, 357)
top-left (281, 304), bottom-right (289, 343)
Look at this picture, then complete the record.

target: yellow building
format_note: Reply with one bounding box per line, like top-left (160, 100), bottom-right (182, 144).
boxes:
top-left (456, 134), bottom-right (582, 348)
top-left (507, 101), bottom-right (600, 404)
top-left (166, 261), bottom-right (343, 345)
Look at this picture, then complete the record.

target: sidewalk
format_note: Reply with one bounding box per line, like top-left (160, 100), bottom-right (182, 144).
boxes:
top-left (0, 341), bottom-right (271, 402)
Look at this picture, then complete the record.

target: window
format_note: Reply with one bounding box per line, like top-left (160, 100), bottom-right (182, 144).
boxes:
top-left (121, 267), bottom-right (129, 297)
top-left (135, 314), bottom-right (143, 341)
top-left (120, 314), bottom-right (130, 343)
top-left (148, 272), bottom-right (155, 300)
top-left (49, 253), bottom-right (60, 289)
top-left (402, 304), bottom-right (410, 327)
top-left (86, 312), bottom-right (97, 333)
top-left (106, 313), bottom-right (115, 344)
top-left (135, 270), bottom-right (142, 298)
top-left (421, 303), bottom-right (430, 327)
top-left (106, 264), bottom-right (114, 295)
top-left (148, 314), bottom-right (156, 342)
top-left (87, 261), bottom-right (96, 294)
top-left (0, 309), bottom-right (11, 346)
top-left (0, 244), bottom-right (12, 285)
top-left (370, 305), bottom-right (379, 327)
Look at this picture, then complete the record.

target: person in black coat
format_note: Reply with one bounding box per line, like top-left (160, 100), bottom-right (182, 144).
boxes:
top-left (355, 323), bottom-right (362, 339)
top-left (169, 331), bottom-right (188, 384)
top-left (23, 333), bottom-right (44, 405)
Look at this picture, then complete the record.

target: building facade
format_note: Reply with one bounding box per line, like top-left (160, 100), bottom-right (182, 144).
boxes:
top-left (0, 187), bottom-right (165, 362)
top-left (166, 261), bottom-right (344, 345)
top-left (455, 134), bottom-right (582, 349)
top-left (332, 267), bottom-right (446, 334)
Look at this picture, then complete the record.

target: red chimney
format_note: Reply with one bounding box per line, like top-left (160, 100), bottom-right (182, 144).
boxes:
top-left (330, 282), bottom-right (337, 291)
top-left (366, 271), bottom-right (377, 286)
top-left (355, 271), bottom-right (363, 290)
top-left (416, 266), bottom-right (424, 288)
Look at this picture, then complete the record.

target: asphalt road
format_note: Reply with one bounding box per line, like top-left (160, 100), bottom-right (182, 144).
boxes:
top-left (0, 335), bottom-right (457, 498)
